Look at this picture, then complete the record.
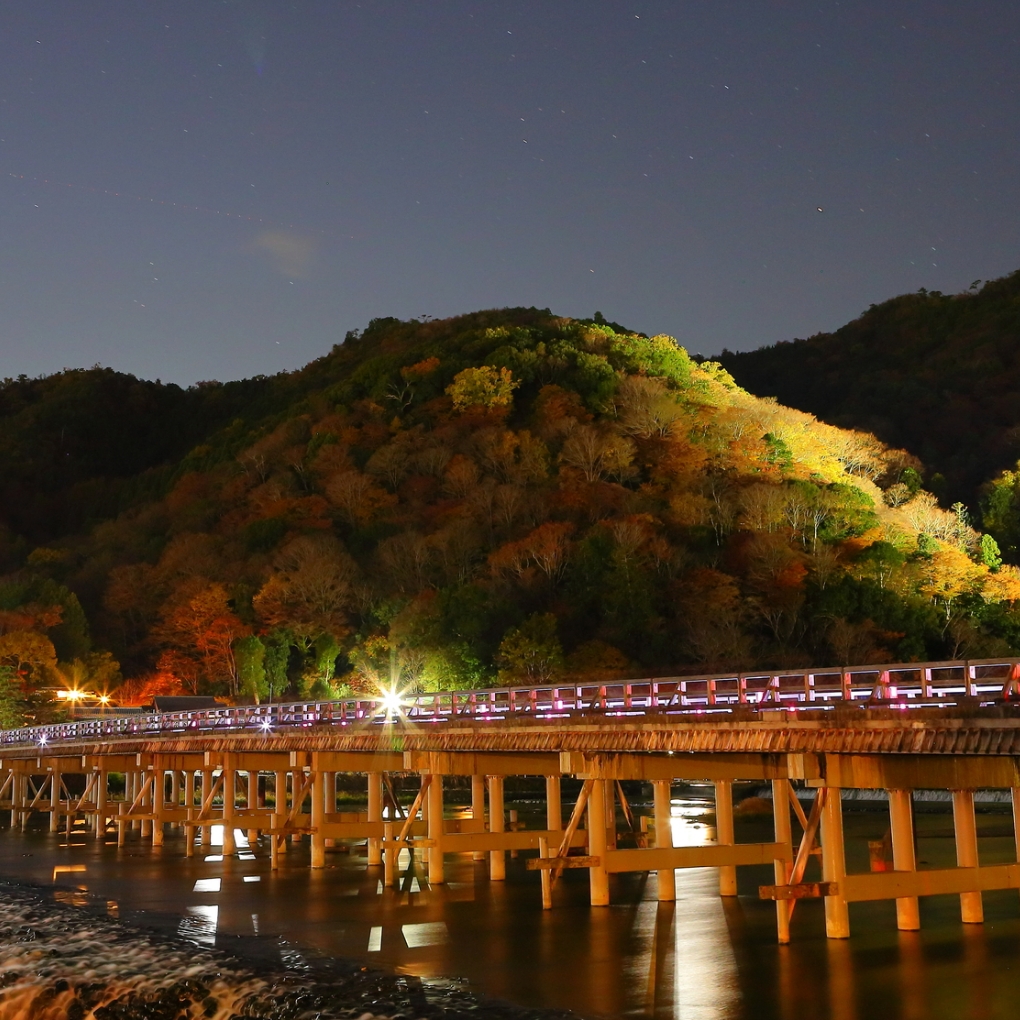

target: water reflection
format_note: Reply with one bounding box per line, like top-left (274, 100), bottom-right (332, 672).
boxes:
top-left (5, 796), bottom-right (1020, 1019)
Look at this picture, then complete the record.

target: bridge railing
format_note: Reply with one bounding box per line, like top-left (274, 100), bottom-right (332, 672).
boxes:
top-left (3, 656), bottom-right (1019, 749)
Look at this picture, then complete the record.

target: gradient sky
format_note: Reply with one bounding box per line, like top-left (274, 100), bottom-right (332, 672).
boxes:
top-left (1, 1), bottom-right (1018, 385)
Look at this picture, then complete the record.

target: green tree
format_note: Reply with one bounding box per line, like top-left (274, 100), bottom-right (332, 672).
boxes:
top-left (496, 613), bottom-right (564, 685)
top-left (0, 664), bottom-right (24, 727)
top-left (446, 366), bottom-right (519, 411)
top-left (234, 634), bottom-right (268, 704)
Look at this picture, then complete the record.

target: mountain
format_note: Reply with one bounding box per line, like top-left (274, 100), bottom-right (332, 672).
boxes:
top-left (717, 270), bottom-right (1020, 511)
top-left (3, 307), bottom-right (1020, 721)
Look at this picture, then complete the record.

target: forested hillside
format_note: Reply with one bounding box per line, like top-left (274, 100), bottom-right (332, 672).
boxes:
top-left (3, 308), bottom-right (1020, 722)
top-left (718, 271), bottom-right (1020, 515)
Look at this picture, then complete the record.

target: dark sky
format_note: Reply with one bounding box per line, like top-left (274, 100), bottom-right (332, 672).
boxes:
top-left (1, 2), bottom-right (1018, 385)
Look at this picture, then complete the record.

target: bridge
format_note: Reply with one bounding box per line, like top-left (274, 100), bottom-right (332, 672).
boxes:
top-left (4, 655), bottom-right (1020, 944)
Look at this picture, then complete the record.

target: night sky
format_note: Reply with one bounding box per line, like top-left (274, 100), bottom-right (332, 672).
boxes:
top-left (1, 1), bottom-right (1018, 385)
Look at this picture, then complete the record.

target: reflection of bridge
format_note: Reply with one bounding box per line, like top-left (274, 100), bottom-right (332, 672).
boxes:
top-left (4, 655), bottom-right (1020, 944)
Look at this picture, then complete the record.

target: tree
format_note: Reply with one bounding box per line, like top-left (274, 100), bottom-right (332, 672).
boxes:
top-left (446, 366), bottom-right (519, 412)
top-left (0, 664), bottom-right (25, 727)
top-left (234, 634), bottom-right (268, 704)
top-left (496, 613), bottom-right (564, 685)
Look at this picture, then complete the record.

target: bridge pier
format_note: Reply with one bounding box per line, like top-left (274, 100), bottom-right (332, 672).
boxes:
top-left (821, 789), bottom-right (850, 939)
top-left (715, 780), bottom-right (737, 896)
top-left (367, 772), bottom-right (383, 865)
top-left (222, 758), bottom-right (236, 856)
top-left (771, 778), bottom-right (792, 943)
top-left (889, 790), bottom-right (920, 930)
top-left (587, 779), bottom-right (610, 907)
top-left (427, 773), bottom-right (445, 884)
top-left (653, 779), bottom-right (675, 902)
top-left (952, 789), bottom-right (983, 923)
top-left (471, 775), bottom-right (486, 861)
top-left (488, 775), bottom-right (505, 881)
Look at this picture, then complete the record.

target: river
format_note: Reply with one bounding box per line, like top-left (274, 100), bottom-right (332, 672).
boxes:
top-left (3, 789), bottom-right (1020, 1019)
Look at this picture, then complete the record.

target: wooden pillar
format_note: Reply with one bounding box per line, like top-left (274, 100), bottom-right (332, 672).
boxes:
top-left (367, 772), bottom-right (383, 866)
top-left (653, 779), bottom-right (675, 902)
top-left (12, 772), bottom-right (24, 829)
top-left (151, 769), bottom-right (165, 846)
top-left (472, 775), bottom-right (486, 861)
top-left (427, 774), bottom-right (445, 885)
top-left (587, 779), bottom-right (611, 906)
top-left (715, 779), bottom-right (737, 896)
top-left (184, 771), bottom-right (195, 811)
top-left (170, 771), bottom-right (181, 827)
top-left (889, 789), bottom-right (920, 930)
top-left (953, 789), bottom-right (983, 923)
top-left (49, 770), bottom-right (61, 833)
top-left (140, 772), bottom-right (152, 840)
top-left (545, 775), bottom-right (562, 832)
top-left (201, 771), bottom-right (214, 844)
top-left (1012, 787), bottom-right (1020, 909)
top-left (488, 776), bottom-right (506, 880)
top-left (820, 788), bottom-right (850, 938)
top-left (310, 769), bottom-right (325, 868)
top-left (605, 780), bottom-right (617, 850)
top-left (771, 779), bottom-right (793, 943)
top-left (383, 821), bottom-right (396, 887)
top-left (274, 771), bottom-right (288, 854)
top-left (222, 760), bottom-right (236, 856)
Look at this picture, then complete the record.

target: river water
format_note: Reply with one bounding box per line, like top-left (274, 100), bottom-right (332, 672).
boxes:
top-left (3, 790), bottom-right (1020, 1019)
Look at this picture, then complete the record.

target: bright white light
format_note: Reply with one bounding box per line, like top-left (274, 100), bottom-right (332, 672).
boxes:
top-left (38, 734), bottom-right (48, 746)
top-left (260, 718), bottom-right (272, 731)
top-left (379, 688), bottom-right (403, 715)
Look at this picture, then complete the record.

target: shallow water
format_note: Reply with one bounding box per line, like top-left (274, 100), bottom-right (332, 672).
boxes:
top-left (3, 795), bottom-right (1020, 1019)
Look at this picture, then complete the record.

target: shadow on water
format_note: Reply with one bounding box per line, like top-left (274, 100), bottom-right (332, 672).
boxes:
top-left (3, 798), bottom-right (1020, 1019)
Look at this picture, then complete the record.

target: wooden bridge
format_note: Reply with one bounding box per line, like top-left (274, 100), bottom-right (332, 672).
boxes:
top-left (5, 655), bottom-right (1020, 943)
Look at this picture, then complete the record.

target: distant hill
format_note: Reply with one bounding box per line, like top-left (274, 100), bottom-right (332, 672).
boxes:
top-left (717, 271), bottom-right (1020, 509)
top-left (4, 307), bottom-right (1020, 723)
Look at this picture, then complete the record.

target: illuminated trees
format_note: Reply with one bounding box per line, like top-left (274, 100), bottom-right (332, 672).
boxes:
top-left (446, 366), bottom-right (518, 412)
top-left (496, 613), bottom-right (564, 685)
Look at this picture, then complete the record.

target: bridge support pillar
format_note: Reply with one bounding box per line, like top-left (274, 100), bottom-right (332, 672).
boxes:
top-left (587, 780), bottom-right (610, 906)
top-left (471, 776), bottom-right (486, 861)
top-left (367, 772), bottom-right (383, 865)
top-left (310, 769), bottom-right (325, 868)
top-left (274, 771), bottom-right (288, 854)
top-left (771, 779), bottom-right (792, 943)
top-left (546, 775), bottom-right (562, 833)
top-left (140, 772), bottom-right (152, 840)
top-left (653, 779), bottom-right (675, 902)
top-left (889, 789), bottom-right (920, 930)
top-left (152, 769), bottom-right (165, 846)
top-left (715, 779), bottom-right (737, 896)
top-left (953, 789), bottom-right (983, 923)
top-left (427, 773), bottom-right (445, 885)
top-left (130, 773), bottom-right (140, 832)
top-left (200, 771), bottom-right (212, 844)
top-left (170, 771), bottom-right (180, 827)
top-left (821, 788), bottom-right (849, 938)
top-left (488, 776), bottom-right (506, 880)
top-left (11, 772), bottom-right (23, 829)
top-left (222, 759), bottom-right (236, 856)
top-left (49, 770), bottom-right (60, 833)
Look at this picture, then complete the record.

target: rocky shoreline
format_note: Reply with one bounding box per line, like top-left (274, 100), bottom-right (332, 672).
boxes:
top-left (0, 881), bottom-right (577, 1020)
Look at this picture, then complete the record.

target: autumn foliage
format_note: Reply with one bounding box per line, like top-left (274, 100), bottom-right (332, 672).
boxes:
top-left (1, 307), bottom-right (1020, 722)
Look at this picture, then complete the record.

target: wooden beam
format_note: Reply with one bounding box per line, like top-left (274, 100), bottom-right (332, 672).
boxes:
top-left (603, 842), bottom-right (790, 873)
top-left (312, 750), bottom-right (405, 773)
top-left (403, 751), bottom-right (562, 777)
top-left (527, 856), bottom-right (600, 870)
top-left (760, 881), bottom-right (837, 900)
top-left (559, 751), bottom-right (801, 782)
top-left (842, 864), bottom-right (1020, 902)
top-left (817, 754), bottom-right (1020, 791)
